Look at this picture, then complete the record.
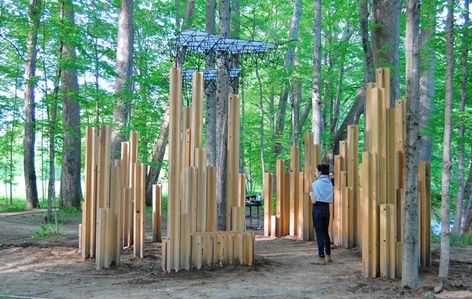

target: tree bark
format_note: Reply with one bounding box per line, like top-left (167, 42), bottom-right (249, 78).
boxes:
top-left (256, 63), bottom-right (265, 177)
top-left (402, 0), bottom-right (420, 289)
top-left (372, 0), bottom-right (401, 107)
top-left (216, 0), bottom-right (230, 230)
top-left (358, 0), bottom-right (375, 83)
top-left (418, 0), bottom-right (436, 162)
top-left (182, 0), bottom-right (195, 29)
top-left (111, 0), bottom-right (134, 158)
top-left (60, 0), bottom-right (81, 208)
top-left (23, 0), bottom-right (41, 210)
top-left (311, 0), bottom-right (322, 144)
top-left (462, 149), bottom-right (472, 234)
top-left (205, 0), bottom-right (217, 167)
top-left (453, 0), bottom-right (469, 235)
top-left (274, 0), bottom-right (302, 157)
top-left (439, 0), bottom-right (455, 280)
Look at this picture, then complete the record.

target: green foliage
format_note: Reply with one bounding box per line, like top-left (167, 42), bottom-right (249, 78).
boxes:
top-left (33, 223), bottom-right (61, 239)
top-left (0, 198), bottom-right (26, 213)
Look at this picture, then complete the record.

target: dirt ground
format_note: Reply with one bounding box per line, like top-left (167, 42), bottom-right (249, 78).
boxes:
top-left (0, 210), bottom-right (471, 298)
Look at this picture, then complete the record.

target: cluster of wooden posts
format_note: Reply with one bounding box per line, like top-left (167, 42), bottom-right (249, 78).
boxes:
top-left (263, 133), bottom-right (323, 241)
top-left (79, 126), bottom-right (162, 270)
top-left (162, 67), bottom-right (254, 272)
top-left (331, 68), bottom-right (430, 279)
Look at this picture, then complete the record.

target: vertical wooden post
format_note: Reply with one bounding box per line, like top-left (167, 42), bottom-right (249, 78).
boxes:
top-left (289, 147), bottom-right (299, 237)
top-left (152, 184), bottom-right (162, 242)
top-left (297, 172), bottom-right (305, 240)
top-left (190, 72), bottom-right (203, 166)
top-left (263, 173), bottom-right (273, 236)
top-left (120, 142), bottom-right (130, 247)
top-left (284, 171), bottom-right (290, 236)
top-left (96, 208), bottom-right (106, 270)
top-left (239, 173), bottom-right (246, 207)
top-left (275, 160), bottom-right (284, 237)
top-left (196, 148), bottom-right (207, 232)
top-left (90, 128), bottom-right (99, 257)
top-left (227, 94), bottom-right (240, 231)
top-left (82, 127), bottom-right (94, 258)
top-left (206, 166), bottom-right (217, 232)
top-left (97, 126), bottom-right (111, 209)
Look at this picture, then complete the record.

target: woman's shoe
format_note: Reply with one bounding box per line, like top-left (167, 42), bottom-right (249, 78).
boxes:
top-left (325, 255), bottom-right (332, 264)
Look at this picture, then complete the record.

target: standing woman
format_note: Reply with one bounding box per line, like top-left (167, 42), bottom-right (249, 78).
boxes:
top-left (311, 164), bottom-right (333, 264)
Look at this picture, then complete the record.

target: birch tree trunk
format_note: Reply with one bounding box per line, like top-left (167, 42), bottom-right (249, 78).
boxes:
top-left (311, 0), bottom-right (322, 144)
top-left (439, 0), bottom-right (455, 279)
top-left (402, 0), bottom-right (420, 289)
top-left (372, 0), bottom-right (401, 107)
top-left (216, 0), bottom-right (230, 230)
top-left (205, 0), bottom-right (217, 167)
top-left (418, 0), bottom-right (436, 162)
top-left (111, 0), bottom-right (134, 158)
top-left (24, 0), bottom-right (41, 210)
top-left (60, 0), bottom-right (81, 208)
top-left (453, 0), bottom-right (469, 235)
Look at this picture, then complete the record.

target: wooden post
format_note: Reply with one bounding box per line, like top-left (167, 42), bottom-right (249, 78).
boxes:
top-left (180, 213), bottom-right (190, 270)
top-left (289, 147), bottom-right (299, 237)
top-left (360, 152), bottom-right (371, 278)
top-left (152, 184), bottom-right (162, 242)
top-left (235, 232), bottom-right (244, 265)
top-left (275, 160), bottom-right (284, 237)
top-left (196, 149), bottom-right (207, 232)
top-left (227, 94), bottom-right (240, 230)
top-left (284, 171), bottom-right (290, 236)
top-left (129, 131), bottom-right (138, 246)
top-left (192, 233), bottom-right (203, 270)
top-left (239, 173), bottom-right (246, 207)
top-left (190, 72), bottom-right (203, 166)
top-left (162, 240), bottom-right (168, 272)
top-left (82, 127), bottom-right (94, 258)
top-left (97, 126), bottom-right (111, 209)
top-left (207, 167), bottom-right (217, 232)
top-left (121, 142), bottom-right (130, 247)
top-left (167, 66), bottom-right (182, 271)
top-left (96, 208), bottom-right (106, 270)
top-left (263, 173), bottom-right (273, 237)
top-left (90, 128), bottom-right (99, 258)
top-left (370, 153), bottom-right (380, 277)
top-left (226, 232), bottom-right (234, 265)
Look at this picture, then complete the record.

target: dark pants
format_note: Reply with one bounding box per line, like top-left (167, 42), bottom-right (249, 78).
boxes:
top-left (312, 206), bottom-right (331, 257)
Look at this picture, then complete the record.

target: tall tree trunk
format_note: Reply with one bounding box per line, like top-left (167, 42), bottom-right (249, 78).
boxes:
top-left (402, 0), bottom-right (420, 289)
top-left (256, 63), bottom-right (265, 177)
top-left (274, 0), bottom-right (302, 157)
top-left (182, 0), bottom-right (195, 29)
top-left (462, 149), bottom-right (472, 234)
top-left (311, 0), bottom-right (322, 144)
top-left (111, 0), bottom-right (134, 158)
top-left (418, 0), bottom-right (436, 162)
top-left (439, 0), bottom-right (455, 279)
top-left (205, 0), bottom-right (217, 167)
top-left (215, 0), bottom-right (230, 230)
top-left (23, 0), bottom-right (41, 210)
top-left (372, 0), bottom-right (401, 107)
top-left (292, 81), bottom-right (301, 146)
top-left (359, 0), bottom-right (375, 83)
top-left (453, 0), bottom-right (469, 235)
top-left (60, 0), bottom-right (81, 208)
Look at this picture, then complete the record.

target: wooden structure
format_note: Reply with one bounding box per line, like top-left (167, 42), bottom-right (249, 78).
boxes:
top-left (263, 134), bottom-right (322, 241)
top-left (162, 68), bottom-right (253, 272)
top-left (357, 68), bottom-right (430, 279)
top-left (79, 126), bottom-right (157, 269)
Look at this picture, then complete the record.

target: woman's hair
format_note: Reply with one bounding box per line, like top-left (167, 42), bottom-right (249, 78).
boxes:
top-left (316, 164), bottom-right (329, 175)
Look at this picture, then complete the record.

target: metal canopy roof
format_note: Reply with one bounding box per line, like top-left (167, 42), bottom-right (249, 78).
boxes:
top-left (182, 69), bottom-right (241, 81)
top-left (175, 29), bottom-right (276, 54)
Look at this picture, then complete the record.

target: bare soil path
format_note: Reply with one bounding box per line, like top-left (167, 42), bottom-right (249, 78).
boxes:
top-left (0, 210), bottom-right (471, 298)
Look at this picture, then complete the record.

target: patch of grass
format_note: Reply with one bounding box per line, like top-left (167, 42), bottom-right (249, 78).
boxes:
top-left (0, 197), bottom-right (26, 213)
top-left (451, 233), bottom-right (472, 247)
top-left (33, 223), bottom-right (61, 239)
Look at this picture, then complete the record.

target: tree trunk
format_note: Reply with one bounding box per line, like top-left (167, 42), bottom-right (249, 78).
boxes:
top-left (182, 0), bottom-right (195, 29)
top-left (205, 0), bottom-right (217, 167)
top-left (462, 149), bottom-right (472, 234)
top-left (23, 0), bottom-right (41, 210)
top-left (111, 0), bottom-right (134, 158)
top-left (60, 0), bottom-right (81, 208)
top-left (256, 63), bottom-right (265, 177)
top-left (372, 0), bottom-right (401, 107)
top-left (311, 0), bottom-right (322, 144)
top-left (453, 0), bottom-right (469, 235)
top-left (358, 0), bottom-right (375, 82)
top-left (215, 0), bottom-right (230, 230)
top-left (402, 0), bottom-right (420, 289)
top-left (274, 0), bottom-right (302, 157)
top-left (418, 0), bottom-right (436, 162)
top-left (439, 0), bottom-right (455, 279)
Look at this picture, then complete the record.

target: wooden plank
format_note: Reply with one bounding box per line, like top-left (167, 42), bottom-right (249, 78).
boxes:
top-left (226, 232), bottom-right (234, 265)
top-left (235, 232), bottom-right (244, 265)
top-left (396, 242), bottom-right (402, 278)
top-left (348, 188), bottom-right (355, 248)
top-left (333, 155), bottom-right (341, 246)
top-left (394, 100), bottom-right (405, 152)
top-left (304, 132), bottom-right (313, 192)
top-left (183, 128), bottom-right (191, 168)
top-left (360, 160), bottom-right (369, 277)
top-left (206, 166), bottom-right (217, 232)
top-left (388, 203), bottom-right (396, 279)
top-left (271, 215), bottom-right (277, 237)
top-left (379, 204), bottom-right (388, 278)
top-left (90, 128), bottom-right (99, 258)
top-left (284, 171), bottom-right (290, 236)
top-left (365, 82), bottom-right (375, 152)
top-left (82, 127), bottom-right (93, 258)
top-left (232, 207), bottom-right (245, 232)
top-left (97, 125), bottom-right (111, 210)
top-left (104, 208), bottom-right (113, 268)
top-left (297, 172), bottom-right (304, 240)
top-left (275, 160), bottom-right (284, 237)
top-left (263, 173), bottom-right (273, 237)
top-left (180, 213), bottom-right (190, 270)
top-left (111, 160), bottom-right (123, 265)
top-left (196, 149), bottom-right (207, 232)
top-left (192, 234), bottom-right (203, 270)
top-left (133, 164), bottom-right (142, 257)
top-left (120, 142), bottom-right (130, 247)
top-left (424, 162), bottom-right (431, 267)
top-left (190, 71), bottom-right (204, 166)
top-left (204, 233), bottom-right (213, 267)
top-left (246, 232), bottom-right (255, 266)
top-left (226, 94), bottom-right (240, 230)
top-left (239, 173), bottom-right (246, 208)
top-left (341, 186), bottom-right (349, 248)
top-left (162, 240), bottom-right (168, 272)
top-left (152, 184), bottom-right (162, 242)
top-left (96, 208), bottom-right (106, 270)
top-left (370, 153), bottom-right (379, 277)
top-left (289, 147), bottom-right (300, 237)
